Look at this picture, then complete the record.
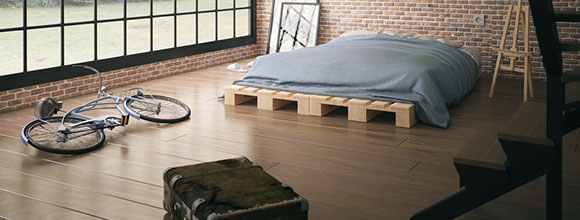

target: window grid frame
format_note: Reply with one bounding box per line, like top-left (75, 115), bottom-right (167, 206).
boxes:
top-left (0, 0), bottom-right (255, 92)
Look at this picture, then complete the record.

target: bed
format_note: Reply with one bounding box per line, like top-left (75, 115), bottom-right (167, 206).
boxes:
top-left (228, 33), bottom-right (480, 128)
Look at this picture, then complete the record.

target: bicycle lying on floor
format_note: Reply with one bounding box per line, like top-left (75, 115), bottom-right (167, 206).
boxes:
top-left (20, 65), bottom-right (191, 154)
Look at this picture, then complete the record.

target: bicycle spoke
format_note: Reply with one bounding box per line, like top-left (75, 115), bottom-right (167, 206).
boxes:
top-left (28, 131), bottom-right (60, 138)
top-left (29, 124), bottom-right (63, 139)
top-left (67, 130), bottom-right (98, 140)
top-left (40, 122), bottom-right (58, 131)
top-left (38, 118), bottom-right (60, 129)
top-left (28, 126), bottom-right (95, 137)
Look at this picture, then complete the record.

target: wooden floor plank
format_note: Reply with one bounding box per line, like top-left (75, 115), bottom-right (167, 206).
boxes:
top-left (0, 190), bottom-right (100, 220)
top-left (308, 201), bottom-right (386, 220)
top-left (0, 165), bottom-right (165, 219)
top-left (275, 176), bottom-right (422, 219)
top-left (171, 132), bottom-right (460, 193)
top-left (0, 143), bottom-right (163, 209)
top-left (267, 162), bottom-right (451, 206)
top-left (0, 135), bottom-right (165, 187)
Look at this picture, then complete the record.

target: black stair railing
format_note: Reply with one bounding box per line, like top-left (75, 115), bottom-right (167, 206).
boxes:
top-left (411, 0), bottom-right (579, 219)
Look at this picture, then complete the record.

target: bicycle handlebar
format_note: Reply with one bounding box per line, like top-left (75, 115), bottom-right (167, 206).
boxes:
top-left (72, 65), bottom-right (104, 96)
top-left (72, 65), bottom-right (100, 73)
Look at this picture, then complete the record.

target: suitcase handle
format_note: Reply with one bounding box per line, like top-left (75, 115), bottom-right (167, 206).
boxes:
top-left (169, 175), bottom-right (182, 189)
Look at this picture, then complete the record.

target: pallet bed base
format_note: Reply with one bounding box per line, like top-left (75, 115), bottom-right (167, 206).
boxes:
top-left (225, 85), bottom-right (416, 128)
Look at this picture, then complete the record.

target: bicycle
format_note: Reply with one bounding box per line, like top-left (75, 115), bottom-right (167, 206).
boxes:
top-left (20, 65), bottom-right (191, 154)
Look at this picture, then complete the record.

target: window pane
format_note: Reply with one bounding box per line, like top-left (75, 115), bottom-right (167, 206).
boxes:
top-left (27, 0), bottom-right (60, 26)
top-left (235, 0), bottom-right (249, 8)
top-left (177, 14), bottom-right (195, 46)
top-left (154, 0), bottom-right (173, 15)
top-left (0, 1), bottom-right (23, 29)
top-left (28, 28), bottom-right (60, 71)
top-left (198, 0), bottom-right (214, 11)
top-left (0, 31), bottom-right (23, 75)
top-left (98, 0), bottom-right (123, 20)
top-left (217, 0), bottom-right (232, 10)
top-left (235, 9), bottom-right (249, 37)
top-left (65, 0), bottom-right (94, 23)
top-left (177, 0), bottom-right (195, 13)
top-left (65, 25), bottom-right (94, 65)
top-left (128, 0), bottom-right (150, 18)
top-left (198, 12), bottom-right (214, 43)
top-left (217, 11), bottom-right (232, 40)
top-left (98, 22), bottom-right (123, 59)
top-left (127, 19), bottom-right (150, 54)
top-left (153, 17), bottom-right (174, 50)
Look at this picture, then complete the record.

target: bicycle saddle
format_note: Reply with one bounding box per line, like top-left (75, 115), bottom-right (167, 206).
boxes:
top-left (34, 97), bottom-right (62, 119)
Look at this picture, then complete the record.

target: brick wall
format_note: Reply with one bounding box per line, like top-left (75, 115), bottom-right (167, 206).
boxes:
top-left (2, 0), bottom-right (579, 113)
top-left (0, 44), bottom-right (259, 113)
top-left (257, 0), bottom-right (580, 79)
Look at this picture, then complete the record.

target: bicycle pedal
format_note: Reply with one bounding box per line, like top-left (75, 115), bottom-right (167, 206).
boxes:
top-left (121, 115), bottom-right (130, 126)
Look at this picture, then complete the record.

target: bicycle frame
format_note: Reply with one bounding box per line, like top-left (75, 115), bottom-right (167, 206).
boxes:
top-left (58, 92), bottom-right (153, 130)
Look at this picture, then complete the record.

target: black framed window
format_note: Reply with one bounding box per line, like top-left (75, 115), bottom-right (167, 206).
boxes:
top-left (0, 0), bottom-right (255, 91)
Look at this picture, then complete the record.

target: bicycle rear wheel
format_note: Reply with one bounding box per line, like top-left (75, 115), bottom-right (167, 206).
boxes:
top-left (124, 94), bottom-right (191, 123)
top-left (22, 117), bottom-right (105, 154)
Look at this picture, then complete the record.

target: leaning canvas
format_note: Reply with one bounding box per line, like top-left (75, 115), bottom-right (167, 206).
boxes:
top-left (266, 0), bottom-right (319, 54)
top-left (275, 2), bottom-right (320, 53)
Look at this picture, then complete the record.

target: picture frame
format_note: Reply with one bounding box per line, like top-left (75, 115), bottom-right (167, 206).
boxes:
top-left (275, 2), bottom-right (321, 53)
top-left (266, 0), bottom-right (319, 54)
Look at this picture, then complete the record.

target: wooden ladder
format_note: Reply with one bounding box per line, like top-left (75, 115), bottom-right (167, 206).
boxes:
top-left (489, 0), bottom-right (534, 102)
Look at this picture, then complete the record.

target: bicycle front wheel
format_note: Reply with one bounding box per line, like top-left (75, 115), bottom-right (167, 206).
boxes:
top-left (22, 117), bottom-right (106, 154)
top-left (124, 94), bottom-right (191, 123)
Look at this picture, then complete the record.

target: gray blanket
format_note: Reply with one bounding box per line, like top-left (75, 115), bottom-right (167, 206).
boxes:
top-left (234, 34), bottom-right (478, 128)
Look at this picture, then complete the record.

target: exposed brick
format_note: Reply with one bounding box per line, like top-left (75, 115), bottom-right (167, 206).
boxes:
top-left (7, 88), bottom-right (23, 94)
top-left (0, 43), bottom-right (258, 113)
top-left (71, 80), bottom-right (84, 86)
top-left (7, 100), bottom-right (22, 106)
top-left (22, 96), bottom-right (37, 103)
top-left (31, 88), bottom-right (45, 95)
top-left (1, 94), bottom-right (15, 101)
top-left (16, 91), bottom-right (32, 98)
top-left (65, 87), bottom-right (79, 94)
top-left (51, 90), bottom-right (64, 97)
top-left (45, 86), bottom-right (58, 92)
top-left (38, 94), bottom-right (50, 99)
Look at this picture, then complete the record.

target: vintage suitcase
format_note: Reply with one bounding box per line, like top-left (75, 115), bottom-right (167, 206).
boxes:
top-left (163, 157), bottom-right (309, 220)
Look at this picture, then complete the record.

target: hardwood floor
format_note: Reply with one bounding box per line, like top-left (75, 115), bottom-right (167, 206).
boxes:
top-left (0, 58), bottom-right (579, 219)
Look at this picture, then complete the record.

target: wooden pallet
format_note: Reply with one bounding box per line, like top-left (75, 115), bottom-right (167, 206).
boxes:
top-left (224, 85), bottom-right (417, 128)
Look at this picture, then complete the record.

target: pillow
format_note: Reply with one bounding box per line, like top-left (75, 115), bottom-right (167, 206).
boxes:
top-left (380, 29), bottom-right (465, 48)
top-left (380, 30), bottom-right (396, 36)
top-left (392, 32), bottom-right (410, 38)
top-left (395, 32), bottom-right (419, 39)
top-left (380, 30), bottom-right (421, 39)
top-left (354, 29), bottom-right (466, 51)
top-left (418, 35), bottom-right (436, 41)
top-left (437, 39), bottom-right (463, 48)
top-left (339, 30), bottom-right (377, 38)
top-left (459, 47), bottom-right (482, 67)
